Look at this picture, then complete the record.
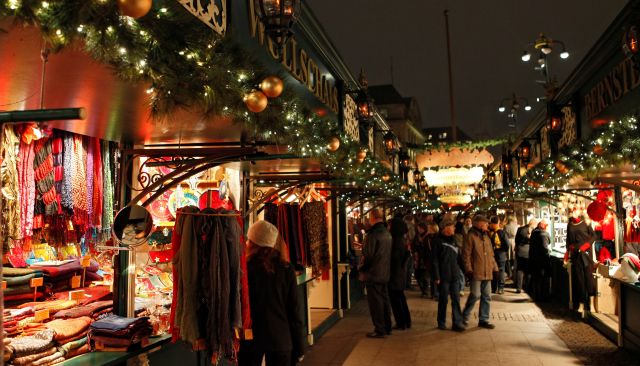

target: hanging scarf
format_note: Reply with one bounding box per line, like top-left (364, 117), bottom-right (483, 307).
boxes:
top-left (18, 132), bottom-right (36, 240)
top-left (91, 138), bottom-right (103, 228)
top-left (33, 137), bottom-right (57, 217)
top-left (61, 133), bottom-right (74, 211)
top-left (51, 131), bottom-right (63, 215)
top-left (101, 140), bottom-right (113, 232)
top-left (71, 135), bottom-right (88, 225)
top-left (86, 138), bottom-right (94, 226)
top-left (1, 126), bottom-right (21, 251)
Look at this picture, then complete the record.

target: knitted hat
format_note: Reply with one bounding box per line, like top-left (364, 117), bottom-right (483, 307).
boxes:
top-left (439, 217), bottom-right (456, 230)
top-left (247, 220), bottom-right (279, 248)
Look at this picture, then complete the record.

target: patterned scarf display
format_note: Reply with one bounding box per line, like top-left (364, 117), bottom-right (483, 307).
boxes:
top-left (18, 134), bottom-right (36, 240)
top-left (90, 138), bottom-right (103, 228)
top-left (101, 140), bottom-right (113, 232)
top-left (71, 135), bottom-right (88, 224)
top-left (61, 133), bottom-right (74, 211)
top-left (1, 126), bottom-right (21, 251)
top-left (33, 137), bottom-right (57, 217)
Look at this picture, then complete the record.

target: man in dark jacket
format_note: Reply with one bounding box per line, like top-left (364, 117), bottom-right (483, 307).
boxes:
top-left (514, 219), bottom-right (537, 293)
top-left (488, 216), bottom-right (509, 294)
top-left (388, 213), bottom-right (412, 330)
top-left (433, 218), bottom-right (465, 331)
top-left (529, 220), bottom-right (552, 301)
top-left (359, 208), bottom-right (393, 338)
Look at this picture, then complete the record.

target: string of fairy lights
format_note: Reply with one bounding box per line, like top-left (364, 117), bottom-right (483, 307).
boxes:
top-left (474, 115), bottom-right (640, 211)
top-left (0, 0), bottom-right (440, 213)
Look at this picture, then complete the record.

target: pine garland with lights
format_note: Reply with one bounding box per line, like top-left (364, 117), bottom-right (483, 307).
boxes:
top-left (0, 0), bottom-right (440, 212)
top-left (421, 137), bottom-right (508, 152)
top-left (475, 115), bottom-right (640, 210)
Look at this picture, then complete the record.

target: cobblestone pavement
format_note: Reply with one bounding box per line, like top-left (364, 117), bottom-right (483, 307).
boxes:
top-left (301, 287), bottom-right (639, 366)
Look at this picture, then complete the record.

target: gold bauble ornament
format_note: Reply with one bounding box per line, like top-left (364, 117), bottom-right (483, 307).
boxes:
top-left (117, 0), bottom-right (152, 19)
top-left (382, 174), bottom-right (391, 182)
top-left (260, 76), bottom-right (284, 98)
top-left (356, 148), bottom-right (367, 163)
top-left (401, 184), bottom-right (409, 192)
top-left (327, 136), bottom-right (340, 152)
top-left (244, 90), bottom-right (268, 113)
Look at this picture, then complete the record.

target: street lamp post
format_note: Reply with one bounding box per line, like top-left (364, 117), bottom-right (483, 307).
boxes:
top-left (497, 93), bottom-right (533, 129)
top-left (254, 0), bottom-right (301, 58)
top-left (520, 33), bottom-right (570, 91)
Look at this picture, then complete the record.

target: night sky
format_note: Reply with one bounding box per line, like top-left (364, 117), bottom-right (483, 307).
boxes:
top-left (307, 0), bottom-right (627, 139)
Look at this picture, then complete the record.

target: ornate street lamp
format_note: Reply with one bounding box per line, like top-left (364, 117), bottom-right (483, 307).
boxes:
top-left (356, 70), bottom-right (374, 129)
top-left (399, 151), bottom-right (411, 171)
top-left (520, 33), bottom-right (569, 88)
top-left (254, 0), bottom-right (301, 55)
top-left (498, 93), bottom-right (533, 128)
top-left (547, 106), bottom-right (563, 134)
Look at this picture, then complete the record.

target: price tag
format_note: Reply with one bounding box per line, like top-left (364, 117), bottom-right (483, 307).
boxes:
top-left (69, 289), bottom-right (85, 301)
top-left (2, 281), bottom-right (6, 290)
top-left (81, 256), bottom-right (91, 267)
top-left (30, 277), bottom-right (44, 287)
top-left (244, 329), bottom-right (253, 340)
top-left (34, 309), bottom-right (50, 322)
top-left (70, 275), bottom-right (81, 289)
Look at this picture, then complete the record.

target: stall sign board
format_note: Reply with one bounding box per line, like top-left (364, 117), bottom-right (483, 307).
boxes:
top-left (69, 290), bottom-right (85, 301)
top-left (554, 222), bottom-right (568, 251)
top-left (70, 275), bottom-right (82, 289)
top-left (30, 277), bottom-right (43, 287)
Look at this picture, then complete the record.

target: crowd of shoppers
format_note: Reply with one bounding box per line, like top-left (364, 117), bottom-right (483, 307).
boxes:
top-left (237, 209), bottom-right (566, 365)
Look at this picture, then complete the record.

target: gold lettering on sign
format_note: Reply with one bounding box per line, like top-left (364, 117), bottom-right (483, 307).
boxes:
top-left (343, 94), bottom-right (360, 141)
top-left (177, 0), bottom-right (227, 35)
top-left (248, 0), bottom-right (339, 113)
top-left (584, 58), bottom-right (640, 121)
top-left (558, 106), bottom-right (577, 149)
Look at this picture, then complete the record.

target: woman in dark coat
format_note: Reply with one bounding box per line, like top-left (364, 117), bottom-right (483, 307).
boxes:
top-left (239, 221), bottom-right (305, 366)
top-left (389, 214), bottom-right (412, 329)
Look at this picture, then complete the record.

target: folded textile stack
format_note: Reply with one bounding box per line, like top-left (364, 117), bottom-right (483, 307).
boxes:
top-left (4, 329), bottom-right (59, 366)
top-left (3, 268), bottom-right (45, 304)
top-left (89, 315), bottom-right (152, 351)
top-left (34, 259), bottom-right (102, 292)
top-left (3, 307), bottom-right (35, 337)
top-left (53, 300), bottom-right (113, 320)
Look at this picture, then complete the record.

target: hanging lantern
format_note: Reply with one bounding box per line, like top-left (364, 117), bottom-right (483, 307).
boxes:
top-left (383, 131), bottom-right (397, 156)
top-left (254, 0), bottom-right (301, 52)
top-left (244, 90), bottom-right (268, 112)
top-left (356, 148), bottom-right (367, 163)
top-left (260, 75), bottom-right (284, 98)
top-left (326, 135), bottom-right (340, 152)
top-left (623, 25), bottom-right (639, 57)
top-left (117, 0), bottom-right (152, 19)
top-left (518, 140), bottom-right (532, 163)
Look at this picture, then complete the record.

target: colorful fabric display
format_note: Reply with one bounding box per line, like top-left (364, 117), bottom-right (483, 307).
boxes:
top-left (6, 329), bottom-right (55, 358)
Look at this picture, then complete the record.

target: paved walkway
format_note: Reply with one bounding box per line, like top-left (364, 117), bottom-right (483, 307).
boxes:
top-left (301, 287), bottom-right (638, 366)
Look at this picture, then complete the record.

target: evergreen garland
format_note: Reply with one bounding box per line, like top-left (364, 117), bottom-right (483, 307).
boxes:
top-left (0, 0), bottom-right (440, 212)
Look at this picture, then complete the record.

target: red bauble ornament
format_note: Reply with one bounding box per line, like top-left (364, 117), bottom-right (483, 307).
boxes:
top-left (117, 0), bottom-right (152, 19)
top-left (593, 144), bottom-right (604, 156)
top-left (587, 201), bottom-right (607, 222)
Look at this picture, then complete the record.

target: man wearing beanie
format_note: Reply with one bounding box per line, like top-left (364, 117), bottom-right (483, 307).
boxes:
top-left (239, 220), bottom-right (305, 366)
top-left (462, 214), bottom-right (498, 329)
top-left (359, 208), bottom-right (393, 338)
top-left (432, 217), bottom-right (466, 331)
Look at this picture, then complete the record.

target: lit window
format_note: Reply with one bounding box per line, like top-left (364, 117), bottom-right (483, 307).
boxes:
top-left (443, 132), bottom-right (447, 138)
top-left (428, 134), bottom-right (432, 140)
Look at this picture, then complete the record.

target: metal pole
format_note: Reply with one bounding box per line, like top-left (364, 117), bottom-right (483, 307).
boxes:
top-left (0, 108), bottom-right (87, 123)
top-left (444, 9), bottom-right (457, 142)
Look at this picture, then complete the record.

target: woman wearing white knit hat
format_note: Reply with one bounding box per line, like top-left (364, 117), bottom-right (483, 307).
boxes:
top-left (238, 220), bottom-right (305, 366)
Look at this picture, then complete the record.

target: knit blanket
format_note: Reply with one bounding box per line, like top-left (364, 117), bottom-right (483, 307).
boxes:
top-left (45, 316), bottom-right (92, 341)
